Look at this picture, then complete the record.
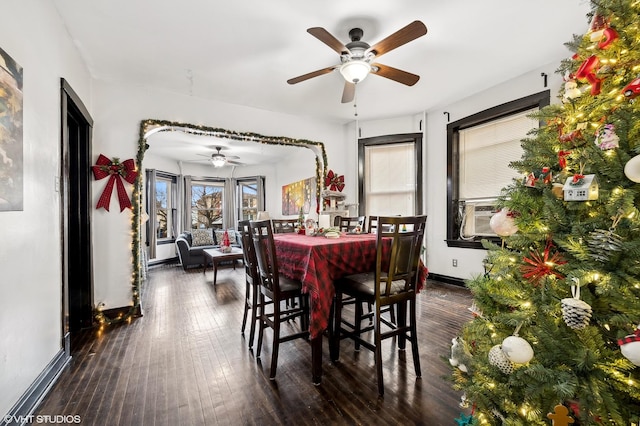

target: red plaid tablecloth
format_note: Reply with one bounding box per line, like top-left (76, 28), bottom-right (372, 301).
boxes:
top-left (274, 233), bottom-right (427, 339)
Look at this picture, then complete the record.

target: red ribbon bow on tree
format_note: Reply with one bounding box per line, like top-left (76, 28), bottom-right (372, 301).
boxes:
top-left (324, 169), bottom-right (345, 192)
top-left (92, 154), bottom-right (137, 212)
top-left (558, 150), bottom-right (571, 169)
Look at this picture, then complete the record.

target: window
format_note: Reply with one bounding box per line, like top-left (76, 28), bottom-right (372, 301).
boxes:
top-left (446, 91), bottom-right (550, 248)
top-left (190, 180), bottom-right (224, 230)
top-left (237, 177), bottom-right (264, 221)
top-left (358, 133), bottom-right (423, 217)
top-left (154, 175), bottom-right (176, 239)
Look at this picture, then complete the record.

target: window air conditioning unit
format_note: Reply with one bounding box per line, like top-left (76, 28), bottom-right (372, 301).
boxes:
top-left (462, 201), bottom-right (497, 237)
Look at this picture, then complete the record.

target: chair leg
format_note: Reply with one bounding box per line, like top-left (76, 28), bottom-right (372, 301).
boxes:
top-left (374, 306), bottom-right (385, 396)
top-left (330, 293), bottom-right (343, 362)
top-left (410, 299), bottom-right (421, 378)
top-left (241, 280), bottom-right (250, 335)
top-left (248, 284), bottom-right (259, 348)
top-left (354, 300), bottom-right (363, 351)
top-left (256, 294), bottom-right (266, 358)
top-left (270, 301), bottom-right (281, 380)
top-left (397, 301), bottom-right (407, 350)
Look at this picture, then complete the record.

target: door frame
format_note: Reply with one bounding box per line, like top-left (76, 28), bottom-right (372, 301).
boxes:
top-left (60, 79), bottom-right (94, 355)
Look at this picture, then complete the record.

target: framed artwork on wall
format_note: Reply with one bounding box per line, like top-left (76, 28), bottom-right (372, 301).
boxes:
top-left (282, 176), bottom-right (316, 216)
top-left (0, 46), bottom-right (23, 211)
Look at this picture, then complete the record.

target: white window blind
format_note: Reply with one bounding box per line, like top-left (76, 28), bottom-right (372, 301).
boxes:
top-left (364, 142), bottom-right (415, 216)
top-left (459, 108), bottom-right (538, 200)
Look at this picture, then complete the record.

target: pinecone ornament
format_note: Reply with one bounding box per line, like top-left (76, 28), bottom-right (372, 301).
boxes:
top-left (561, 297), bottom-right (592, 329)
top-left (488, 345), bottom-right (514, 374)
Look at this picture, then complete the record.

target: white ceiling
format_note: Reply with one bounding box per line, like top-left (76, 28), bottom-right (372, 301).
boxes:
top-left (52, 0), bottom-right (592, 165)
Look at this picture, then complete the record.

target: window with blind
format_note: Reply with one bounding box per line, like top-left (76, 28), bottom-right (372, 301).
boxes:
top-left (358, 133), bottom-right (422, 219)
top-left (459, 109), bottom-right (538, 201)
top-left (446, 91), bottom-right (549, 248)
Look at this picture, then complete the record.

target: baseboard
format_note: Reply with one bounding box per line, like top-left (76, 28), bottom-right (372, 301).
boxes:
top-left (0, 349), bottom-right (70, 426)
top-left (427, 272), bottom-right (466, 287)
top-left (100, 304), bottom-right (143, 320)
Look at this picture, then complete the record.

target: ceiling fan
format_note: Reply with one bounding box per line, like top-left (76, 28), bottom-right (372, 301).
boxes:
top-left (196, 146), bottom-right (242, 167)
top-left (287, 20), bottom-right (427, 103)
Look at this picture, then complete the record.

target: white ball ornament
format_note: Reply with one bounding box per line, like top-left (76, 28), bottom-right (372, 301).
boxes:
top-left (624, 154), bottom-right (640, 183)
top-left (489, 209), bottom-right (518, 237)
top-left (501, 335), bottom-right (534, 364)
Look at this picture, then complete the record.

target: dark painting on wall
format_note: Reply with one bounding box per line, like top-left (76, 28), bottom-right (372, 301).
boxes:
top-left (282, 176), bottom-right (316, 216)
top-left (0, 46), bottom-right (23, 211)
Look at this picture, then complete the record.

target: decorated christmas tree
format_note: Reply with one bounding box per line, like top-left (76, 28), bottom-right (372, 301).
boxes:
top-left (451, 1), bottom-right (640, 424)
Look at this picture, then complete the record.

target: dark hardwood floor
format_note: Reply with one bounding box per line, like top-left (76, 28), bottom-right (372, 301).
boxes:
top-left (35, 262), bottom-right (473, 425)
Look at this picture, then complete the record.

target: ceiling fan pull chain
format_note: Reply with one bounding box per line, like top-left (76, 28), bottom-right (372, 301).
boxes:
top-left (353, 88), bottom-right (358, 117)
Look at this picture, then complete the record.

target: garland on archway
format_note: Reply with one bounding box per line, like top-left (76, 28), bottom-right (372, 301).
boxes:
top-left (95, 118), bottom-right (329, 326)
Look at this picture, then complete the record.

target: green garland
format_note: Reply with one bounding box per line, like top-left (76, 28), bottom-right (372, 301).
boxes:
top-left (96, 118), bottom-right (328, 326)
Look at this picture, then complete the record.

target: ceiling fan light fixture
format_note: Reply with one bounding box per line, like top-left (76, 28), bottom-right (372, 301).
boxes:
top-left (210, 154), bottom-right (226, 167)
top-left (339, 60), bottom-right (371, 84)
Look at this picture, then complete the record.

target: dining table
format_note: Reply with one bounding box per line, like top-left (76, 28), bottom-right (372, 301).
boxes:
top-left (273, 231), bottom-right (427, 384)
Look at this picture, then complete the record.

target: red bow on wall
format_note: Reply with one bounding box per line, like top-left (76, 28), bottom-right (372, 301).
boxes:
top-left (324, 169), bottom-right (345, 192)
top-left (92, 154), bottom-right (137, 212)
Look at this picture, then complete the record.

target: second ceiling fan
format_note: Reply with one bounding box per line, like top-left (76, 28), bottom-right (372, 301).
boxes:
top-left (287, 20), bottom-right (427, 103)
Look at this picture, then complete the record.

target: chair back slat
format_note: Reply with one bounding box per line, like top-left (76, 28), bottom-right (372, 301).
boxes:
top-left (375, 216), bottom-right (427, 299)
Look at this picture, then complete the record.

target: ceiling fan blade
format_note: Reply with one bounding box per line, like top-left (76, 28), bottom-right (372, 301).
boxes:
top-left (341, 82), bottom-right (355, 103)
top-left (366, 20), bottom-right (427, 58)
top-left (307, 27), bottom-right (349, 55)
top-left (371, 63), bottom-right (420, 86)
top-left (287, 66), bottom-right (336, 85)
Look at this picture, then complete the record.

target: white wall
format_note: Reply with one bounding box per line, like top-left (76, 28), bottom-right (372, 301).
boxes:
top-left (91, 80), bottom-right (346, 308)
top-left (0, 0), bottom-right (92, 417)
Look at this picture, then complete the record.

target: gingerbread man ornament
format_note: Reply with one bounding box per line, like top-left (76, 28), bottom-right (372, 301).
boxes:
top-left (547, 404), bottom-right (574, 426)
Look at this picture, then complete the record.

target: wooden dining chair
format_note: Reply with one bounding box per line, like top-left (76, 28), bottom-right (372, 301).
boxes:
top-left (249, 219), bottom-right (310, 380)
top-left (331, 215), bottom-right (427, 396)
top-left (336, 216), bottom-right (366, 232)
top-left (272, 219), bottom-right (297, 234)
top-left (238, 220), bottom-right (261, 349)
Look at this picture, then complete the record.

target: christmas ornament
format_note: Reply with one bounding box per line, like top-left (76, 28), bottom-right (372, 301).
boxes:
top-left (547, 404), bottom-right (575, 426)
top-left (551, 183), bottom-right (564, 199)
top-left (588, 13), bottom-right (619, 49)
top-left (622, 77), bottom-right (640, 99)
top-left (324, 169), bottom-right (345, 192)
top-left (598, 27), bottom-right (619, 49)
top-left (561, 284), bottom-right (592, 330)
top-left (558, 150), bottom-right (571, 169)
top-left (562, 80), bottom-right (582, 101)
top-left (594, 123), bottom-right (619, 150)
top-left (454, 413), bottom-right (478, 426)
top-left (588, 13), bottom-right (608, 42)
top-left (574, 55), bottom-right (601, 96)
top-left (521, 240), bottom-right (566, 285)
top-left (489, 209), bottom-right (518, 237)
top-left (562, 174), bottom-right (599, 201)
top-left (92, 154), bottom-right (137, 212)
top-left (501, 335), bottom-right (534, 364)
top-left (624, 154), bottom-right (640, 183)
top-left (449, 336), bottom-right (473, 373)
top-left (586, 228), bottom-right (623, 262)
top-left (488, 344), bottom-right (514, 374)
top-left (618, 326), bottom-right (640, 366)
